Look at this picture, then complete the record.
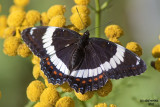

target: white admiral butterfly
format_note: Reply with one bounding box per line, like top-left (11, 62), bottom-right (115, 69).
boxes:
top-left (22, 26), bottom-right (146, 94)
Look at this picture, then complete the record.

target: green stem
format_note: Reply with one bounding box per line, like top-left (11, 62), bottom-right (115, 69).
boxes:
top-left (95, 0), bottom-right (101, 38)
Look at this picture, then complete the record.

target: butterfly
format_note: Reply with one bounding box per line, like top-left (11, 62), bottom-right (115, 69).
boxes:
top-left (22, 26), bottom-right (147, 94)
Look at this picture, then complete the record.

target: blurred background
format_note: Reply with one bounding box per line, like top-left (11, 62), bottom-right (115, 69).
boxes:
top-left (0, 0), bottom-right (160, 107)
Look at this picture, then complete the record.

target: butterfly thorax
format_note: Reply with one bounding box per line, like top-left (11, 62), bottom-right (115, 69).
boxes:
top-left (69, 30), bottom-right (90, 71)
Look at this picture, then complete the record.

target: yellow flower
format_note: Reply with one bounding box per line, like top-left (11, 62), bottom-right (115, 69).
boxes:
top-left (74, 0), bottom-right (90, 5)
top-left (45, 79), bottom-right (59, 88)
top-left (71, 5), bottom-right (90, 14)
top-left (155, 58), bottom-right (160, 72)
top-left (34, 102), bottom-right (52, 107)
top-left (26, 10), bottom-right (41, 26)
top-left (9, 5), bottom-right (24, 13)
top-left (0, 27), bottom-right (6, 38)
top-left (33, 64), bottom-right (41, 79)
top-left (74, 91), bottom-right (94, 101)
top-left (14, 0), bottom-right (30, 7)
top-left (7, 10), bottom-right (26, 27)
top-left (32, 55), bottom-right (40, 65)
top-left (55, 97), bottom-right (75, 107)
top-left (47, 5), bottom-right (66, 19)
top-left (41, 12), bottom-right (50, 26)
top-left (40, 87), bottom-right (60, 105)
top-left (22, 19), bottom-right (30, 26)
top-left (3, 27), bottom-right (16, 38)
top-left (17, 43), bottom-right (31, 57)
top-left (109, 38), bottom-right (122, 45)
top-left (70, 13), bottom-right (91, 30)
top-left (152, 44), bottom-right (160, 58)
top-left (96, 80), bottom-right (112, 97)
top-left (48, 15), bottom-right (66, 27)
top-left (104, 25), bottom-right (123, 39)
top-left (3, 36), bottom-right (21, 56)
top-left (0, 15), bottom-right (7, 27)
top-left (95, 103), bottom-right (107, 107)
top-left (60, 82), bottom-right (73, 92)
top-left (126, 42), bottom-right (142, 56)
top-left (26, 80), bottom-right (45, 102)
top-left (109, 104), bottom-right (117, 107)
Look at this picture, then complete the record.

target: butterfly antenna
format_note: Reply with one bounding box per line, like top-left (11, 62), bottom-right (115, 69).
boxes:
top-left (76, 7), bottom-right (87, 31)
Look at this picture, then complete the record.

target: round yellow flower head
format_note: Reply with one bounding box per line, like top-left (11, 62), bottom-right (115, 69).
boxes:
top-left (34, 102), bottom-right (52, 107)
top-left (3, 27), bottom-right (16, 38)
top-left (33, 64), bottom-right (41, 79)
top-left (0, 27), bottom-right (6, 38)
top-left (14, 0), bottom-right (30, 7)
top-left (49, 15), bottom-right (66, 27)
top-left (9, 5), bottom-right (24, 13)
top-left (45, 79), bottom-right (59, 88)
top-left (26, 10), bottom-right (41, 26)
top-left (40, 87), bottom-right (60, 105)
top-left (155, 58), bottom-right (160, 72)
top-left (47, 5), bottom-right (66, 19)
top-left (96, 80), bottom-right (112, 97)
top-left (70, 13), bottom-right (91, 30)
top-left (0, 15), bottom-right (7, 27)
top-left (74, 91), bottom-right (94, 101)
top-left (27, 80), bottom-right (45, 102)
top-left (152, 44), bottom-right (160, 58)
top-left (72, 5), bottom-right (90, 15)
top-left (126, 42), bottom-right (142, 56)
top-left (109, 104), bottom-right (117, 107)
top-left (109, 38), bottom-right (122, 45)
top-left (3, 36), bottom-right (21, 56)
top-left (95, 103), bottom-right (107, 107)
top-left (56, 97), bottom-right (75, 107)
top-left (60, 82), bottom-right (73, 92)
top-left (105, 25), bottom-right (123, 39)
top-left (17, 43), bottom-right (31, 57)
top-left (41, 12), bottom-right (50, 26)
top-left (32, 55), bottom-right (40, 65)
top-left (7, 10), bottom-right (26, 27)
top-left (74, 0), bottom-right (90, 5)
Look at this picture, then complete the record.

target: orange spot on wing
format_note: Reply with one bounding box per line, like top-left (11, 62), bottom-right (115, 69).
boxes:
top-left (88, 79), bottom-right (92, 82)
top-left (59, 73), bottom-right (62, 76)
top-left (46, 58), bottom-right (49, 61)
top-left (47, 61), bottom-right (50, 65)
top-left (94, 77), bottom-right (98, 81)
top-left (53, 71), bottom-right (57, 75)
top-left (50, 66), bottom-right (53, 69)
top-left (82, 80), bottom-right (86, 84)
top-left (76, 78), bottom-right (80, 81)
top-left (99, 75), bottom-right (103, 79)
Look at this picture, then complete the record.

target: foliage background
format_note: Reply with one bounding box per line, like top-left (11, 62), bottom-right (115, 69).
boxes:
top-left (0, 0), bottom-right (160, 107)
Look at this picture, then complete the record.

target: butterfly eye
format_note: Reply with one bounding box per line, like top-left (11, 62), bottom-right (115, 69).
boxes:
top-left (83, 30), bottom-right (90, 36)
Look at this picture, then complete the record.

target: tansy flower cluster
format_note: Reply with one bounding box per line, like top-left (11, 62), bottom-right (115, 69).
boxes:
top-left (0, 0), bottom-right (144, 106)
top-left (151, 35), bottom-right (160, 72)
